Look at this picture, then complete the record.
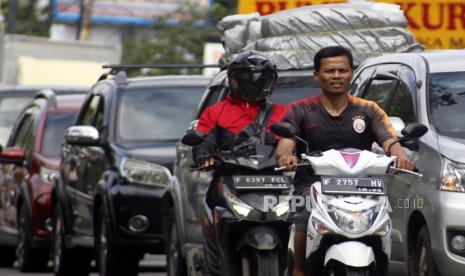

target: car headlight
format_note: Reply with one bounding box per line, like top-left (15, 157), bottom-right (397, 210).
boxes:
top-left (440, 157), bottom-right (465, 192)
top-left (328, 208), bottom-right (376, 234)
top-left (120, 158), bottom-right (171, 187)
top-left (222, 183), bottom-right (254, 219)
top-left (40, 167), bottom-right (57, 184)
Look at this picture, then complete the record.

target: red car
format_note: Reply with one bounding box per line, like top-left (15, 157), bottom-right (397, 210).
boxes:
top-left (0, 90), bottom-right (86, 271)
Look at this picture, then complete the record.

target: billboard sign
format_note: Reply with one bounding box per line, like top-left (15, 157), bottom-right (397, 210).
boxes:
top-left (51, 0), bottom-right (208, 27)
top-left (238, 0), bottom-right (465, 49)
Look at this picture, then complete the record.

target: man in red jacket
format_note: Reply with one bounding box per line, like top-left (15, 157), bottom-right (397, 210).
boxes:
top-left (192, 51), bottom-right (286, 275)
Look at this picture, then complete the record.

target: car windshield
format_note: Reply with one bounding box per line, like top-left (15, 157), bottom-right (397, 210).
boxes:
top-left (0, 97), bottom-right (34, 146)
top-left (429, 71), bottom-right (465, 139)
top-left (116, 86), bottom-right (205, 146)
top-left (41, 112), bottom-right (77, 157)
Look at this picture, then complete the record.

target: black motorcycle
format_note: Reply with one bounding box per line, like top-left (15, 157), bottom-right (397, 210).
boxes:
top-left (182, 131), bottom-right (292, 276)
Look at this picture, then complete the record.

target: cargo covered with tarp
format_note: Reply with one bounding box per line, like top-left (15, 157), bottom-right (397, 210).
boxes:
top-left (217, 1), bottom-right (424, 70)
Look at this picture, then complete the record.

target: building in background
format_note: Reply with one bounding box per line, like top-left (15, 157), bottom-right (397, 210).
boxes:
top-left (238, 0), bottom-right (465, 50)
top-left (50, 0), bottom-right (209, 44)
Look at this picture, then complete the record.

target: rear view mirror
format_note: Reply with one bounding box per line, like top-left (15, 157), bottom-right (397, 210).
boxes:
top-left (65, 126), bottom-right (100, 146)
top-left (0, 147), bottom-right (26, 165)
top-left (270, 123), bottom-right (297, 138)
top-left (181, 131), bottom-right (206, 147)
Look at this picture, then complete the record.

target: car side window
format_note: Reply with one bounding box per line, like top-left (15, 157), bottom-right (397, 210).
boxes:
top-left (80, 96), bottom-right (101, 126)
top-left (363, 79), bottom-right (397, 109)
top-left (362, 65), bottom-right (416, 123)
top-left (12, 113), bottom-right (34, 148)
top-left (350, 65), bottom-right (376, 96)
top-left (387, 79), bottom-right (416, 124)
top-left (94, 98), bottom-right (105, 135)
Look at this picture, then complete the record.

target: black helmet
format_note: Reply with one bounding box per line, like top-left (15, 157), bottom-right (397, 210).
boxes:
top-left (227, 51), bottom-right (277, 102)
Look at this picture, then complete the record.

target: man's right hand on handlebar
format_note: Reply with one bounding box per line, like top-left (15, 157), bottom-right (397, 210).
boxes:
top-left (277, 155), bottom-right (299, 171)
top-left (197, 157), bottom-right (215, 171)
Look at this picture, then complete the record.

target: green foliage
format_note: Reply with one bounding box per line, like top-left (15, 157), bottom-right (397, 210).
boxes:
top-left (1, 0), bottom-right (50, 36)
top-left (121, 0), bottom-right (236, 76)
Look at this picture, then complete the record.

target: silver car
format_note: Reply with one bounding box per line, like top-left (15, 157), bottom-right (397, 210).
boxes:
top-left (350, 49), bottom-right (465, 276)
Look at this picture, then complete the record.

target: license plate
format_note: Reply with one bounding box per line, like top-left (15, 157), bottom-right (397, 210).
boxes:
top-left (321, 176), bottom-right (386, 195)
top-left (232, 175), bottom-right (291, 190)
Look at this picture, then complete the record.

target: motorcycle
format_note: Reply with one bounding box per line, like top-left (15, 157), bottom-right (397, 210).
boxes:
top-left (181, 131), bottom-right (293, 276)
top-left (270, 122), bottom-right (428, 276)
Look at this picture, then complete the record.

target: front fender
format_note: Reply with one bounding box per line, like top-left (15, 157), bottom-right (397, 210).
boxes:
top-left (94, 170), bottom-right (118, 234)
top-left (162, 176), bottom-right (187, 243)
top-left (236, 226), bottom-right (281, 251)
top-left (324, 241), bottom-right (375, 267)
top-left (52, 173), bottom-right (72, 233)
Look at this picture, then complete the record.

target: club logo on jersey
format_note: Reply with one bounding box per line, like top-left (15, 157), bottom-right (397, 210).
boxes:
top-left (353, 115), bottom-right (366, 133)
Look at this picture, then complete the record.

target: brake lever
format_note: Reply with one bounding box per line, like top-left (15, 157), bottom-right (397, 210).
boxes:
top-left (389, 166), bottom-right (423, 177)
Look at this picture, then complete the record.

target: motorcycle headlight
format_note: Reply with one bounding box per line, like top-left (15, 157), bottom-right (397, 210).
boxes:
top-left (440, 158), bottom-right (465, 192)
top-left (120, 158), bottom-right (171, 187)
top-left (222, 184), bottom-right (254, 219)
top-left (271, 195), bottom-right (291, 218)
top-left (328, 208), bottom-right (376, 234)
top-left (40, 167), bottom-right (57, 184)
top-left (311, 216), bottom-right (333, 235)
top-left (374, 218), bottom-right (391, 236)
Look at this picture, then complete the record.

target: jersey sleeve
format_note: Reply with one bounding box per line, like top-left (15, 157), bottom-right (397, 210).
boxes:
top-left (368, 102), bottom-right (397, 145)
top-left (281, 103), bottom-right (304, 137)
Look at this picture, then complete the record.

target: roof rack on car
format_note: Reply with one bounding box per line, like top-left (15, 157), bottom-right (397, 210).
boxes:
top-left (98, 64), bottom-right (220, 83)
top-left (35, 89), bottom-right (57, 110)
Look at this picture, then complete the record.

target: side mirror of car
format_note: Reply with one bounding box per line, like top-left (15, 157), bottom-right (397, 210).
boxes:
top-left (65, 126), bottom-right (100, 146)
top-left (0, 147), bottom-right (26, 165)
top-left (181, 131), bottom-right (207, 147)
top-left (188, 120), bottom-right (199, 131)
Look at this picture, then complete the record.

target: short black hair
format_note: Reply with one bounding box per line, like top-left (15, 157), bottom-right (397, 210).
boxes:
top-left (314, 46), bottom-right (354, 72)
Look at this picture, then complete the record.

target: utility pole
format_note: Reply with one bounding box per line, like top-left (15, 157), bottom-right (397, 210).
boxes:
top-left (79, 0), bottom-right (96, 41)
top-left (77, 0), bottom-right (85, 39)
top-left (6, 0), bottom-right (18, 33)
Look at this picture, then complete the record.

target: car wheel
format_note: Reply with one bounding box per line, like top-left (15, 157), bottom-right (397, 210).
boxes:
top-left (96, 205), bottom-right (139, 276)
top-left (0, 246), bottom-right (15, 267)
top-left (17, 204), bottom-right (48, 272)
top-left (166, 207), bottom-right (187, 276)
top-left (52, 205), bottom-right (91, 276)
top-left (414, 225), bottom-right (441, 276)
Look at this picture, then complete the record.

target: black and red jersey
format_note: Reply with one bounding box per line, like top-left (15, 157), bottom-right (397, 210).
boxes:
top-left (193, 96), bottom-right (286, 161)
top-left (282, 95), bottom-right (397, 185)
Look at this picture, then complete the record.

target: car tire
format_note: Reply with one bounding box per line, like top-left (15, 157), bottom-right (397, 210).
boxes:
top-left (0, 246), bottom-right (16, 267)
top-left (166, 207), bottom-right (187, 276)
top-left (96, 205), bottom-right (139, 276)
top-left (413, 225), bottom-right (441, 276)
top-left (52, 205), bottom-right (91, 276)
top-left (17, 203), bottom-right (48, 272)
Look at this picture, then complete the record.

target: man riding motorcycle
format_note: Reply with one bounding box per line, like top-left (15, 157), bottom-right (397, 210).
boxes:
top-left (192, 51), bottom-right (287, 275)
top-left (275, 46), bottom-right (415, 276)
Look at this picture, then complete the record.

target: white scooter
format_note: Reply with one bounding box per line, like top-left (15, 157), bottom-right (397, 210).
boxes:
top-left (271, 122), bottom-right (427, 276)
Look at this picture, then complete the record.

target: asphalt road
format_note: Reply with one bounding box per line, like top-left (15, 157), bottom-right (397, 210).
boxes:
top-left (0, 258), bottom-right (408, 276)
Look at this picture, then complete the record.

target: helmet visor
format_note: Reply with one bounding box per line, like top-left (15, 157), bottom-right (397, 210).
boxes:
top-left (229, 69), bottom-right (276, 101)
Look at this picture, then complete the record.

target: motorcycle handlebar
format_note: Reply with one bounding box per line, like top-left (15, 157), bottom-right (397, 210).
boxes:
top-left (274, 163), bottom-right (310, 172)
